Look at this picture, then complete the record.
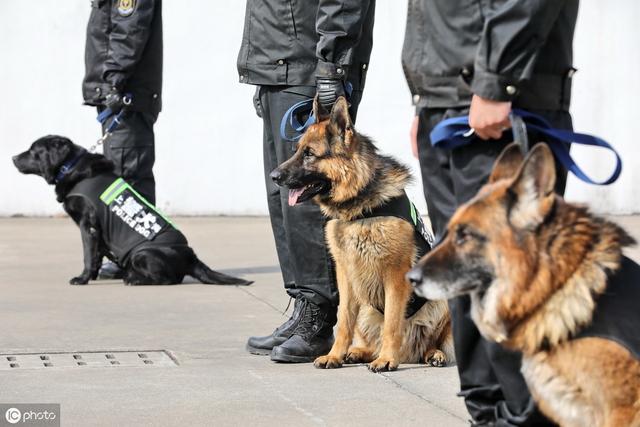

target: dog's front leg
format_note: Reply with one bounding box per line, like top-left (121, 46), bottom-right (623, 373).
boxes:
top-left (314, 261), bottom-right (359, 369)
top-left (69, 220), bottom-right (101, 285)
top-left (369, 267), bottom-right (412, 372)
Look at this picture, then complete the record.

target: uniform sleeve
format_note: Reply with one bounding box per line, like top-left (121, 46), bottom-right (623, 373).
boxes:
top-left (103, 0), bottom-right (157, 90)
top-left (315, 0), bottom-right (373, 79)
top-left (471, 0), bottom-right (567, 102)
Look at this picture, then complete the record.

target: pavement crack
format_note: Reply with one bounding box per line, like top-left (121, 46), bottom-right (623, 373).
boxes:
top-left (248, 370), bottom-right (326, 426)
top-left (378, 372), bottom-right (466, 422)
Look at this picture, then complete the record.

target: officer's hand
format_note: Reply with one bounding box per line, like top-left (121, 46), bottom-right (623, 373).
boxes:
top-left (105, 90), bottom-right (125, 114)
top-left (410, 115), bottom-right (419, 159)
top-left (469, 95), bottom-right (511, 140)
top-left (316, 77), bottom-right (345, 112)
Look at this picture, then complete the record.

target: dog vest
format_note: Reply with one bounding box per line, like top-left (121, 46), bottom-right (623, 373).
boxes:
top-left (575, 255), bottom-right (640, 359)
top-left (356, 191), bottom-right (435, 318)
top-left (66, 174), bottom-right (186, 266)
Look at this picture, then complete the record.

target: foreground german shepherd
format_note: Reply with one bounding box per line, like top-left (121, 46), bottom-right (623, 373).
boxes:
top-left (271, 97), bottom-right (454, 372)
top-left (409, 143), bottom-right (640, 426)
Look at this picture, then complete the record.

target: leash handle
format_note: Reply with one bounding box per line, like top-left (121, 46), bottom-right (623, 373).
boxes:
top-left (279, 82), bottom-right (353, 142)
top-left (92, 93), bottom-right (132, 152)
top-left (429, 109), bottom-right (622, 185)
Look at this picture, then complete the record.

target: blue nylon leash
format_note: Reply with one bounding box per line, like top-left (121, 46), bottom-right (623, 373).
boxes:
top-left (280, 83), bottom-right (353, 142)
top-left (429, 109), bottom-right (622, 185)
top-left (90, 93), bottom-right (132, 152)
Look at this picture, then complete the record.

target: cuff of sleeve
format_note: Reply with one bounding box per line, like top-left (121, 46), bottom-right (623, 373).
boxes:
top-left (104, 71), bottom-right (126, 92)
top-left (470, 69), bottom-right (520, 102)
top-left (315, 61), bottom-right (348, 80)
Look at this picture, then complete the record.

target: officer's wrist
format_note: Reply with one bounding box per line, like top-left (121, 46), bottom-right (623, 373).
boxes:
top-left (315, 61), bottom-right (348, 81)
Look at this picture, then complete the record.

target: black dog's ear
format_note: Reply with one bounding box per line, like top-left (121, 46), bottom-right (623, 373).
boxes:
top-left (312, 95), bottom-right (330, 122)
top-left (39, 135), bottom-right (73, 184)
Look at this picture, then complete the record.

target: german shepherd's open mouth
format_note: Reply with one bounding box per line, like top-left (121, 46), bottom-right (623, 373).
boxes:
top-left (287, 179), bottom-right (331, 206)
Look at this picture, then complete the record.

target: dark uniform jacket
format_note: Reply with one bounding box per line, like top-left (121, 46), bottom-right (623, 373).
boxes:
top-left (83, 0), bottom-right (163, 115)
top-left (237, 0), bottom-right (375, 91)
top-left (401, 0), bottom-right (579, 110)
top-left (66, 174), bottom-right (185, 266)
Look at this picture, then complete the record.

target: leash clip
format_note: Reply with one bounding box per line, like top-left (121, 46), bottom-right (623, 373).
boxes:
top-left (89, 132), bottom-right (112, 153)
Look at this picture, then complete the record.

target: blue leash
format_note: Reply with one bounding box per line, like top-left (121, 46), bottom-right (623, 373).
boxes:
top-left (429, 109), bottom-right (622, 185)
top-left (280, 83), bottom-right (353, 142)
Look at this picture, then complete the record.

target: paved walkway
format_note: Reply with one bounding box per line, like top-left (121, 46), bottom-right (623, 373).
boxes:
top-left (1, 216), bottom-right (638, 426)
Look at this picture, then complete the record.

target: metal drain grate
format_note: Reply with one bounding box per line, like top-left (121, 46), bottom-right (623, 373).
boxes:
top-left (0, 350), bottom-right (177, 370)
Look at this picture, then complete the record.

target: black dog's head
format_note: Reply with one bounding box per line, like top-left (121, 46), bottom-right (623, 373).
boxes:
top-left (13, 135), bottom-right (78, 184)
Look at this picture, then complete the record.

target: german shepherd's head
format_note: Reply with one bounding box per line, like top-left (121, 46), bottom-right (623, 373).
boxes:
top-left (269, 97), bottom-right (347, 206)
top-left (271, 96), bottom-right (411, 220)
top-left (407, 143), bottom-right (634, 345)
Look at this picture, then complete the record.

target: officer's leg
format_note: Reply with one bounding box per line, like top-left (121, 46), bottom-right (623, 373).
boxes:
top-left (260, 86), bottom-right (297, 294)
top-left (449, 132), bottom-right (556, 426)
top-left (264, 86), bottom-right (346, 362)
top-left (415, 108), bottom-right (457, 240)
top-left (417, 107), bottom-right (503, 424)
top-left (102, 110), bottom-right (157, 204)
top-left (245, 86), bottom-right (307, 356)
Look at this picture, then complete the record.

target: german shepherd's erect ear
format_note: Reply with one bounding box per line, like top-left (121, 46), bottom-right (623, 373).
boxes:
top-left (488, 143), bottom-right (525, 183)
top-left (328, 97), bottom-right (355, 146)
top-left (508, 143), bottom-right (556, 229)
top-left (312, 95), bottom-right (330, 122)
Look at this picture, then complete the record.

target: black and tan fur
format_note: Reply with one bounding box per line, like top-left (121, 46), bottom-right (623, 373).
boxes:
top-left (409, 143), bottom-right (640, 426)
top-left (271, 97), bottom-right (454, 372)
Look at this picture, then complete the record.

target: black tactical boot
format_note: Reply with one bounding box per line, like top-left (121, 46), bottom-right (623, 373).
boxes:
top-left (270, 299), bottom-right (336, 363)
top-left (97, 261), bottom-right (124, 280)
top-left (245, 296), bottom-right (305, 355)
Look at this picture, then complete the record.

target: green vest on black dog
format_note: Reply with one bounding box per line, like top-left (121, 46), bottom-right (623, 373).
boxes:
top-left (66, 174), bottom-right (185, 266)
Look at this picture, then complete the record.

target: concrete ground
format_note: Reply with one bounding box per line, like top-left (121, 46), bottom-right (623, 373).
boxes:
top-left (1, 216), bottom-right (639, 427)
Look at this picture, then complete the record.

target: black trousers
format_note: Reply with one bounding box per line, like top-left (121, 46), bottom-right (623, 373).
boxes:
top-left (417, 107), bottom-right (572, 426)
top-left (257, 85), bottom-right (362, 309)
top-left (100, 109), bottom-right (158, 204)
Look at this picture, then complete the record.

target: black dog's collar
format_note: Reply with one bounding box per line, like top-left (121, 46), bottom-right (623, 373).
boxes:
top-left (54, 150), bottom-right (87, 184)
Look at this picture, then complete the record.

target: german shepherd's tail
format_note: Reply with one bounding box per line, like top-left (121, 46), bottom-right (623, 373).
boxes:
top-left (190, 258), bottom-right (253, 286)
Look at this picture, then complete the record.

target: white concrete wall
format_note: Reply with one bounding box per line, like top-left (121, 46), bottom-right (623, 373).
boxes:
top-left (1, 0), bottom-right (638, 216)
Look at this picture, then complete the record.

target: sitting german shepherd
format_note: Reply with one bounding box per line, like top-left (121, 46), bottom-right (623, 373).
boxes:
top-left (409, 143), bottom-right (640, 426)
top-left (271, 97), bottom-right (454, 372)
top-left (13, 135), bottom-right (252, 287)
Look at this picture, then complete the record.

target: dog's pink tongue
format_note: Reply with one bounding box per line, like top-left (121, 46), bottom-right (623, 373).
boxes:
top-left (288, 188), bottom-right (305, 206)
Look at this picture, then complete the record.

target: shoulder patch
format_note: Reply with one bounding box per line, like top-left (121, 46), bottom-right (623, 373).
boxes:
top-left (117, 0), bottom-right (136, 17)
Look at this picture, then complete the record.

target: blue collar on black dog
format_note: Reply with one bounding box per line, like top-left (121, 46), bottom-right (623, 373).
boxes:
top-left (54, 150), bottom-right (87, 184)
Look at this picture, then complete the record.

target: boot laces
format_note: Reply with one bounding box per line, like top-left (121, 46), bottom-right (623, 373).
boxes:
top-left (293, 300), bottom-right (323, 338)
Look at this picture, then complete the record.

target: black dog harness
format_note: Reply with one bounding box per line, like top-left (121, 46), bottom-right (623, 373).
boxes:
top-left (66, 174), bottom-right (186, 266)
top-left (356, 191), bottom-right (434, 318)
top-left (575, 255), bottom-right (640, 359)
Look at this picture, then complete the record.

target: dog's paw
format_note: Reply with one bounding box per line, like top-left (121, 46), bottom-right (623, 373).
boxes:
top-left (313, 355), bottom-right (343, 369)
top-left (368, 356), bottom-right (399, 373)
top-left (69, 276), bottom-right (89, 285)
top-left (345, 347), bottom-right (374, 364)
top-left (425, 349), bottom-right (447, 367)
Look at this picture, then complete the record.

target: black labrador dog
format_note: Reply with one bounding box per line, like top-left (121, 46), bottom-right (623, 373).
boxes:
top-left (13, 135), bottom-right (252, 287)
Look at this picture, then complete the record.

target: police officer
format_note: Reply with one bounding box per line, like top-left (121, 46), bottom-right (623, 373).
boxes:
top-left (238, 0), bottom-right (375, 362)
top-left (83, 0), bottom-right (162, 279)
top-left (402, 1), bottom-right (578, 425)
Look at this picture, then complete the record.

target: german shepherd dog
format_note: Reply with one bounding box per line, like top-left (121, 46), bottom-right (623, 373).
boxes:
top-left (270, 97), bottom-right (454, 372)
top-left (13, 135), bottom-right (252, 287)
top-left (409, 143), bottom-right (640, 426)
